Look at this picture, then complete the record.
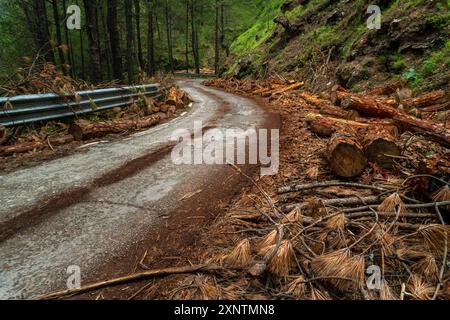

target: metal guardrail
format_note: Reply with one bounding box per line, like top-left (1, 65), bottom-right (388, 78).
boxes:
top-left (0, 84), bottom-right (160, 127)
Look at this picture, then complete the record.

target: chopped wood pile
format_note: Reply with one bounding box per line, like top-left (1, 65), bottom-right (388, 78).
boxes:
top-left (199, 77), bottom-right (449, 300)
top-left (0, 85), bottom-right (190, 157)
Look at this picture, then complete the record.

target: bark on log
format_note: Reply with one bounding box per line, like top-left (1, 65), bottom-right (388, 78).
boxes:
top-left (305, 113), bottom-right (394, 137)
top-left (393, 112), bottom-right (450, 147)
top-left (402, 90), bottom-right (446, 109)
top-left (0, 135), bottom-right (74, 156)
top-left (305, 113), bottom-right (367, 137)
top-left (422, 101), bottom-right (450, 113)
top-left (362, 126), bottom-right (400, 169)
top-left (272, 82), bottom-right (304, 95)
top-left (365, 83), bottom-right (403, 96)
top-left (341, 95), bottom-right (397, 118)
top-left (326, 133), bottom-right (368, 178)
top-left (69, 114), bottom-right (161, 141)
top-left (338, 95), bottom-right (450, 147)
top-left (283, 195), bottom-right (381, 213)
top-left (299, 92), bottom-right (329, 107)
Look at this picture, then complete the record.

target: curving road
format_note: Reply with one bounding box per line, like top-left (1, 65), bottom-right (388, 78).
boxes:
top-left (0, 80), bottom-right (278, 299)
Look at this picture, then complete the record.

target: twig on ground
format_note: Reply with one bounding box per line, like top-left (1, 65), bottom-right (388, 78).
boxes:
top-left (35, 264), bottom-right (222, 300)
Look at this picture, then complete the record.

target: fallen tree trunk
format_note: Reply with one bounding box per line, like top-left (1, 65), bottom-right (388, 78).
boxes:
top-left (393, 112), bottom-right (450, 147)
top-left (272, 82), bottom-right (304, 95)
top-left (402, 90), bottom-right (446, 109)
top-left (327, 133), bottom-right (368, 178)
top-left (305, 113), bottom-right (368, 137)
top-left (341, 95), bottom-right (397, 118)
top-left (364, 83), bottom-right (403, 96)
top-left (421, 101), bottom-right (450, 113)
top-left (339, 95), bottom-right (450, 147)
top-left (0, 135), bottom-right (74, 156)
top-left (305, 113), bottom-right (395, 137)
top-left (69, 114), bottom-right (161, 141)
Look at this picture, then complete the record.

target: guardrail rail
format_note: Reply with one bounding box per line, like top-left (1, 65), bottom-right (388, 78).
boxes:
top-left (0, 84), bottom-right (160, 127)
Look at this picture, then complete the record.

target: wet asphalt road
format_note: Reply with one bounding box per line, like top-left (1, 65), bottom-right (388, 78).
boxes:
top-left (0, 80), bottom-right (274, 299)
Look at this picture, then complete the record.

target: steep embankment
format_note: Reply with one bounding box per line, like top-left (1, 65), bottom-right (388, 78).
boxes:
top-left (226, 0), bottom-right (450, 93)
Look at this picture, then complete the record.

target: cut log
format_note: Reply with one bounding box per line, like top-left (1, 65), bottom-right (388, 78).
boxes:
top-left (422, 101), bottom-right (450, 113)
top-left (272, 82), bottom-right (304, 95)
top-left (320, 105), bottom-right (358, 119)
top-left (402, 90), bottom-right (446, 109)
top-left (0, 135), bottom-right (74, 156)
top-left (393, 112), bottom-right (450, 147)
top-left (362, 126), bottom-right (400, 169)
top-left (305, 113), bottom-right (395, 137)
top-left (326, 133), bottom-right (368, 178)
top-left (341, 95), bottom-right (397, 118)
top-left (69, 114), bottom-right (161, 141)
top-left (365, 83), bottom-right (403, 96)
top-left (299, 92), bottom-right (329, 107)
top-left (305, 113), bottom-right (367, 137)
top-left (48, 135), bottom-right (75, 146)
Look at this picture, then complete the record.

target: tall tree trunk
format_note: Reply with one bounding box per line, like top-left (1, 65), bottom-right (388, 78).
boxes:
top-left (134, 0), bottom-right (145, 71)
top-left (185, 0), bottom-right (189, 73)
top-left (83, 0), bottom-right (102, 83)
top-left (51, 0), bottom-right (66, 73)
top-left (214, 0), bottom-right (220, 75)
top-left (220, 1), bottom-right (229, 56)
top-left (107, 0), bottom-right (123, 81)
top-left (125, 0), bottom-right (135, 83)
top-left (98, 0), bottom-right (112, 80)
top-left (79, 26), bottom-right (85, 79)
top-left (33, 0), bottom-right (55, 63)
top-left (62, 0), bottom-right (76, 77)
top-left (165, 0), bottom-right (174, 73)
top-left (154, 10), bottom-right (162, 41)
top-left (146, 0), bottom-right (155, 76)
top-left (190, 0), bottom-right (200, 74)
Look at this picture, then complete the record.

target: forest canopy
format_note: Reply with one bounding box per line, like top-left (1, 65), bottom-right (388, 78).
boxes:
top-left (0, 0), bottom-right (266, 84)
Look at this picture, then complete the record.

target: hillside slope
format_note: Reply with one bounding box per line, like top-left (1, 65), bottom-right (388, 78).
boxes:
top-left (226, 0), bottom-right (450, 93)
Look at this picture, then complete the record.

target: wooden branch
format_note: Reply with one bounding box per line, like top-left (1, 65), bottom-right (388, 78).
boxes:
top-left (272, 82), bottom-right (304, 95)
top-left (282, 195), bottom-right (381, 213)
top-left (36, 264), bottom-right (222, 300)
top-left (277, 181), bottom-right (389, 194)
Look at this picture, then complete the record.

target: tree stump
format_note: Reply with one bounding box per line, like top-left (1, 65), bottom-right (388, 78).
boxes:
top-left (363, 126), bottom-right (401, 169)
top-left (327, 134), bottom-right (368, 178)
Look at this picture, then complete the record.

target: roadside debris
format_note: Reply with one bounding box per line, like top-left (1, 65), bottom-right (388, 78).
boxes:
top-left (0, 66), bottom-right (191, 162)
top-left (195, 77), bottom-right (450, 300)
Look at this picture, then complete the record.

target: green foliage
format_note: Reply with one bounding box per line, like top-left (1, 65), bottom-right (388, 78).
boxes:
top-left (230, 0), bottom-right (284, 54)
top-left (392, 53), bottom-right (406, 72)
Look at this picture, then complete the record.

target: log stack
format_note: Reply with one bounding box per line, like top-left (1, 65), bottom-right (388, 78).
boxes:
top-left (306, 84), bottom-right (449, 177)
